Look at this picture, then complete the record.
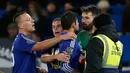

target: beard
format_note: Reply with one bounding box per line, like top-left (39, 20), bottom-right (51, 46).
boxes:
top-left (81, 22), bottom-right (93, 31)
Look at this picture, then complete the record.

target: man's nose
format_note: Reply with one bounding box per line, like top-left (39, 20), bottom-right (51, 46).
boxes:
top-left (54, 27), bottom-right (58, 30)
top-left (32, 19), bottom-right (35, 22)
top-left (82, 18), bottom-right (85, 22)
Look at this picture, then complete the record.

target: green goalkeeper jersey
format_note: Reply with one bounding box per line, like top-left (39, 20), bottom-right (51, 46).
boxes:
top-left (77, 30), bottom-right (93, 50)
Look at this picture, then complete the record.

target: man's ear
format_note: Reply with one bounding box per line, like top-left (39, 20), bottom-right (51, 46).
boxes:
top-left (71, 23), bottom-right (75, 28)
top-left (18, 23), bottom-right (24, 29)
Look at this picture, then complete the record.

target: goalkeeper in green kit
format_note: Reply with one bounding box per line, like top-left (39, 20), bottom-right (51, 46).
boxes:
top-left (77, 5), bottom-right (100, 72)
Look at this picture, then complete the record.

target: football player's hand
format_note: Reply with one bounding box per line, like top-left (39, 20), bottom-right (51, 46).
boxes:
top-left (55, 53), bottom-right (69, 62)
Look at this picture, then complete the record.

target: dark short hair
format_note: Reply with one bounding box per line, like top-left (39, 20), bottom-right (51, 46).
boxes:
top-left (53, 18), bottom-right (61, 22)
top-left (60, 11), bottom-right (77, 30)
top-left (81, 5), bottom-right (99, 15)
top-left (13, 11), bottom-right (26, 25)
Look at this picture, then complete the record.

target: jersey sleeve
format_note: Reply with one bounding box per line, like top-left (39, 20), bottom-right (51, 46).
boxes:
top-left (19, 35), bottom-right (37, 53)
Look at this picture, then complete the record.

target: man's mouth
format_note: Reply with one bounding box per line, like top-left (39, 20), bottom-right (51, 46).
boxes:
top-left (55, 32), bottom-right (60, 34)
top-left (32, 25), bottom-right (35, 28)
top-left (81, 23), bottom-right (87, 27)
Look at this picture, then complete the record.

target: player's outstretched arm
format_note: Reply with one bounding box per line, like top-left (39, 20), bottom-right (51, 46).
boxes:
top-left (32, 32), bottom-right (76, 51)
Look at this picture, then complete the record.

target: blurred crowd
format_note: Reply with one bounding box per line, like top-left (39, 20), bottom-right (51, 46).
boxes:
top-left (0, 0), bottom-right (130, 72)
top-left (0, 0), bottom-right (130, 50)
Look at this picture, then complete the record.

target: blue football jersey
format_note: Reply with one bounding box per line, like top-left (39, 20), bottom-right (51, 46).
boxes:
top-left (11, 33), bottom-right (37, 73)
top-left (59, 32), bottom-right (83, 73)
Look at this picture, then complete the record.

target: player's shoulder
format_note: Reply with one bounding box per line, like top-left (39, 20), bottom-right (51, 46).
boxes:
top-left (13, 34), bottom-right (22, 43)
top-left (12, 34), bottom-right (22, 47)
top-left (60, 39), bottom-right (71, 46)
top-left (13, 33), bottom-right (35, 45)
top-left (70, 39), bottom-right (80, 47)
top-left (14, 33), bottom-right (27, 42)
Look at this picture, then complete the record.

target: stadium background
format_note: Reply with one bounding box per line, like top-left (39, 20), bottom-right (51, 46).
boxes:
top-left (0, 0), bottom-right (130, 73)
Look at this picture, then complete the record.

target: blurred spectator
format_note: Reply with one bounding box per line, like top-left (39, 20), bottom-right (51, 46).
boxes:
top-left (7, 23), bottom-right (18, 40)
top-left (63, 2), bottom-right (81, 15)
top-left (27, 1), bottom-right (47, 40)
top-left (64, 2), bottom-right (73, 12)
top-left (8, 0), bottom-right (29, 10)
top-left (43, 2), bottom-right (59, 16)
top-left (6, 1), bottom-right (17, 12)
top-left (0, 1), bottom-right (19, 37)
top-left (47, 2), bottom-right (56, 13)
top-left (27, 1), bottom-right (43, 22)
top-left (97, 0), bottom-right (112, 14)
top-left (122, 0), bottom-right (130, 34)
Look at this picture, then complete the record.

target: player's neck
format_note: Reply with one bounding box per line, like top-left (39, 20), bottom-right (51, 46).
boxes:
top-left (63, 28), bottom-right (74, 33)
top-left (87, 26), bottom-right (96, 34)
top-left (19, 30), bottom-right (32, 37)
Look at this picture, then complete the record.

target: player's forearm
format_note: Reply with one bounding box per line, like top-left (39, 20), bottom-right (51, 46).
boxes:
top-left (41, 54), bottom-right (57, 63)
top-left (32, 36), bottom-right (62, 51)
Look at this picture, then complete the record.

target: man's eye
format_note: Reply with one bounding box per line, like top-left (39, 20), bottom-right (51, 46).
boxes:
top-left (57, 24), bottom-right (61, 27)
top-left (85, 17), bottom-right (89, 19)
top-left (27, 18), bottom-right (31, 21)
